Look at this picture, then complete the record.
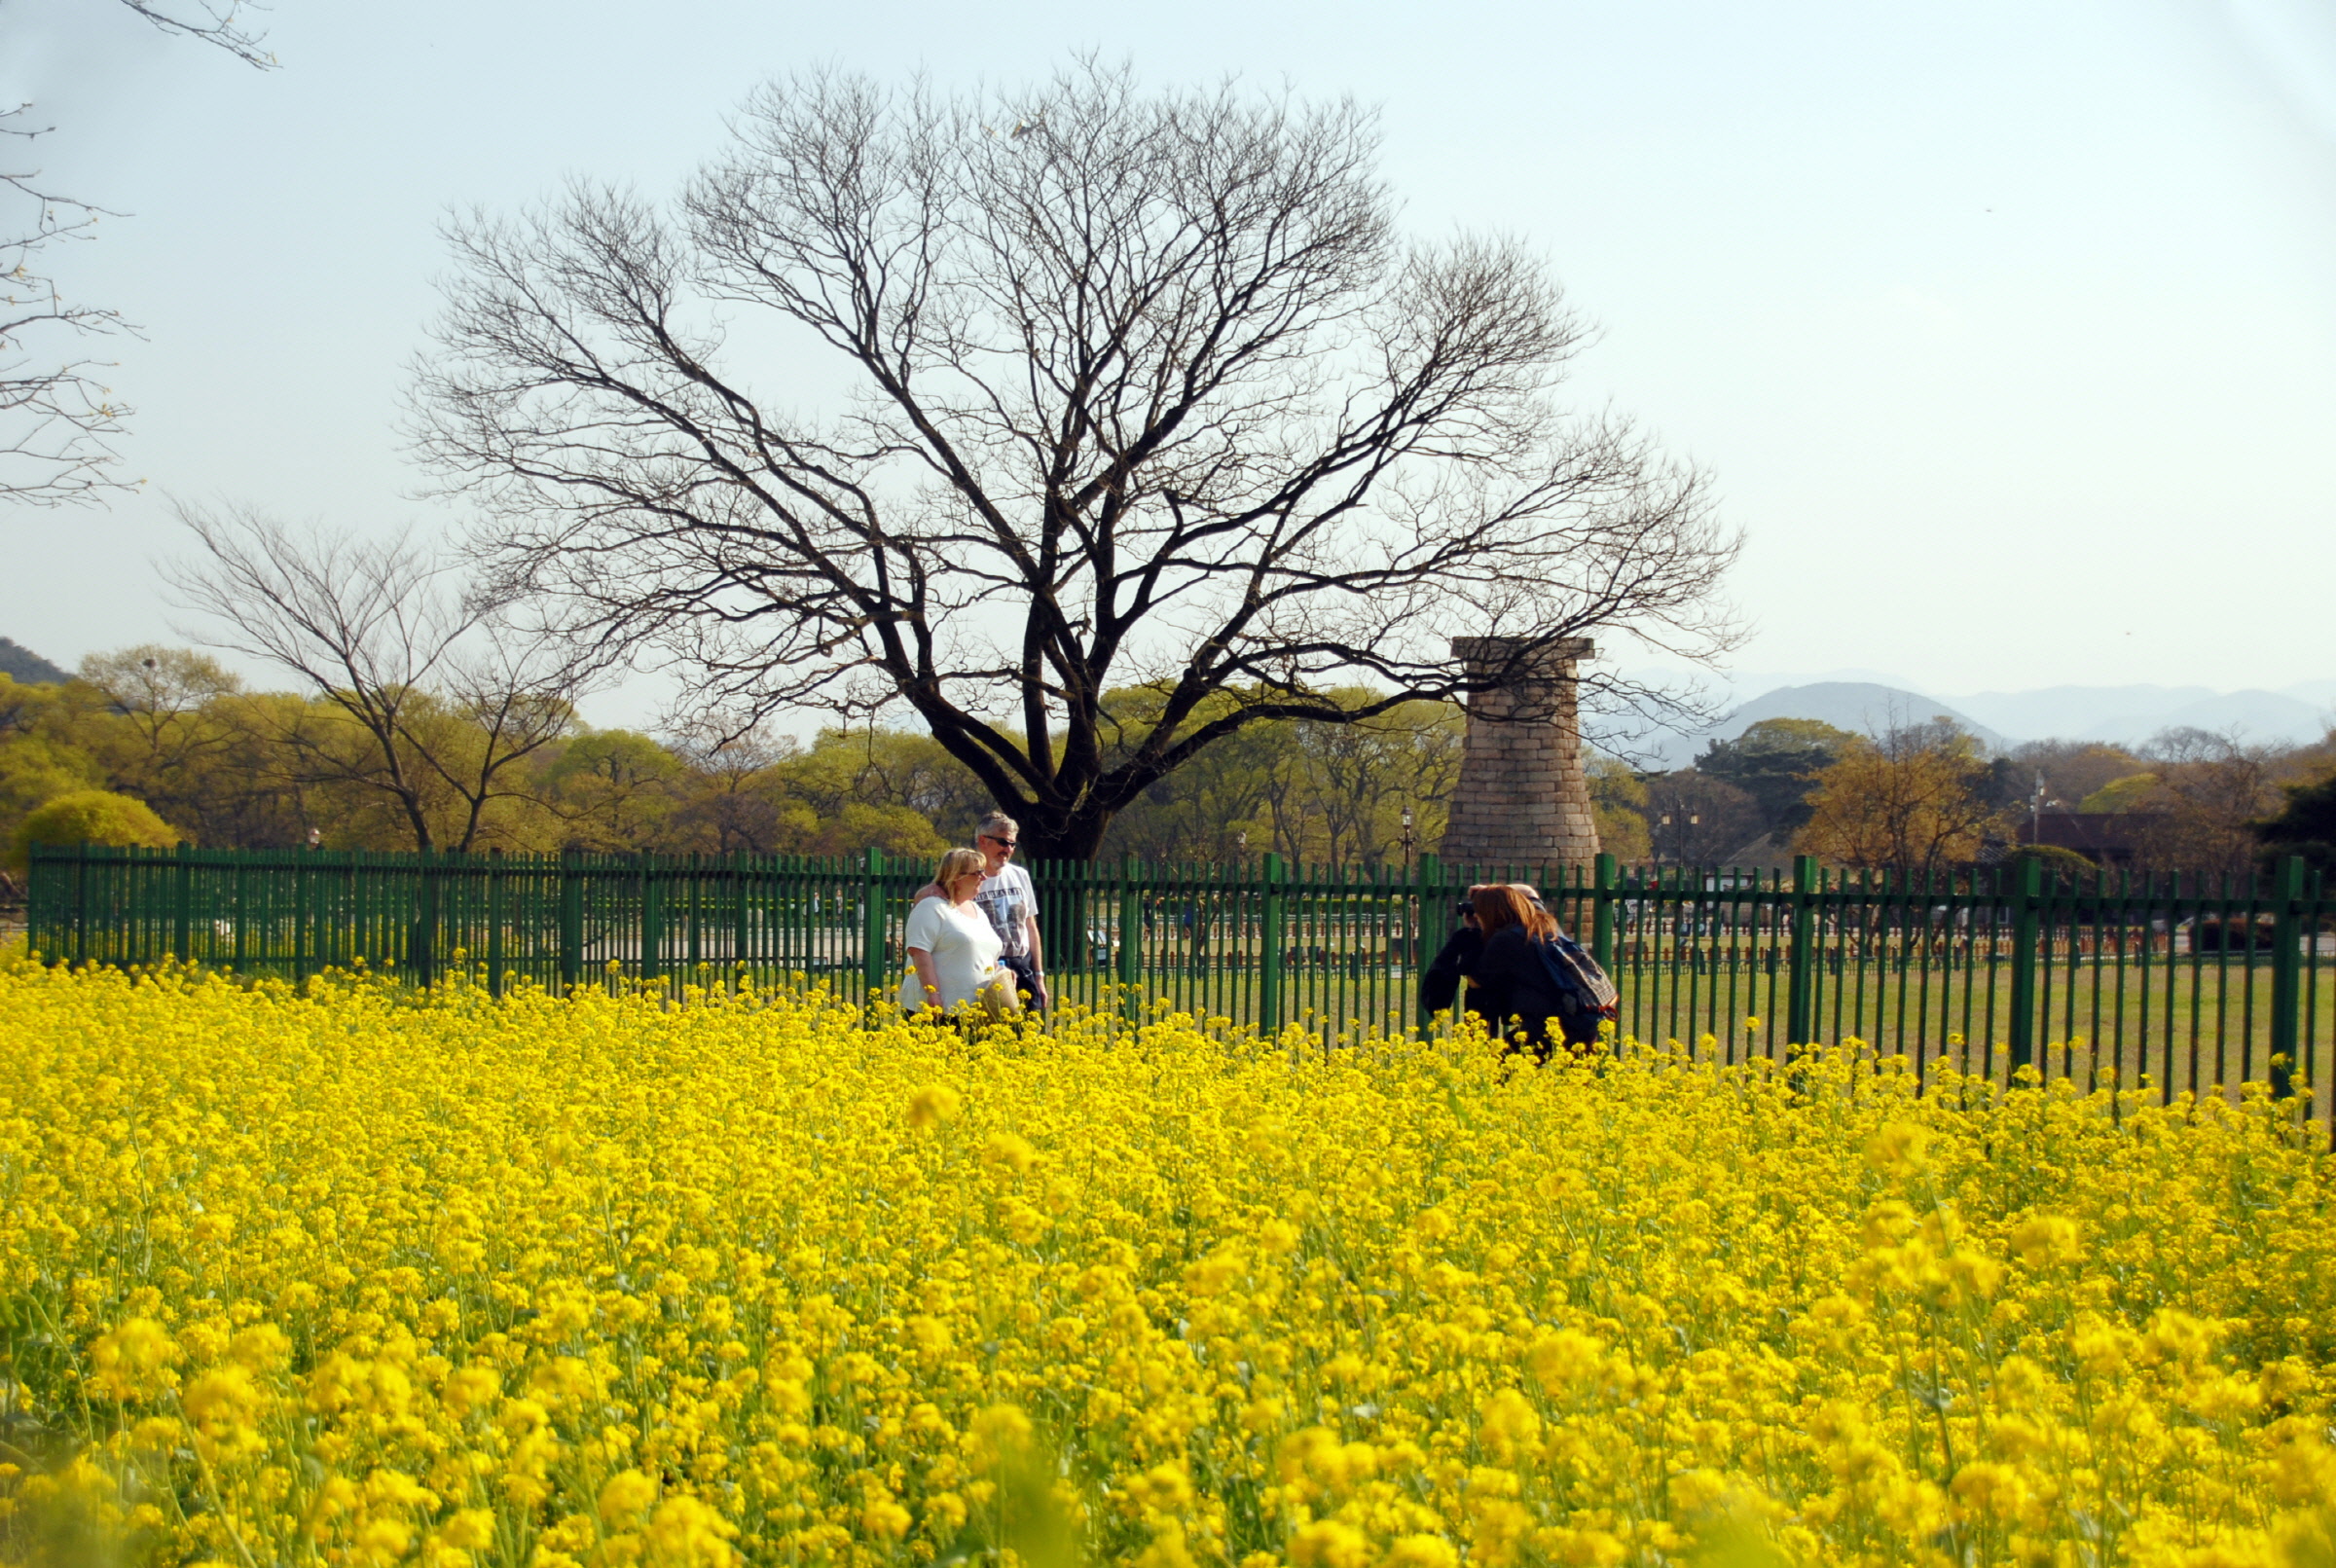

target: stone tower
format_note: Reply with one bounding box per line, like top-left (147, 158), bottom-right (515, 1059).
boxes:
top-left (1439, 637), bottom-right (1600, 872)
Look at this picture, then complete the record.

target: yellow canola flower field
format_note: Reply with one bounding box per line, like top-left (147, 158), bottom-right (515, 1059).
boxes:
top-left (3, 960), bottom-right (2335, 1568)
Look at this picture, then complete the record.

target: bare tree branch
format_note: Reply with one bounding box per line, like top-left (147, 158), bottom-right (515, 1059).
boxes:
top-left (1, 108), bottom-right (136, 505)
top-left (164, 503), bottom-right (605, 852)
top-left (0, 2), bottom-right (273, 503)
top-left (415, 57), bottom-right (1743, 858)
top-left (117, 0), bottom-right (277, 69)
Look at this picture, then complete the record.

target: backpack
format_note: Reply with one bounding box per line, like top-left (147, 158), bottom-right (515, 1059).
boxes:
top-left (1533, 933), bottom-right (1619, 1023)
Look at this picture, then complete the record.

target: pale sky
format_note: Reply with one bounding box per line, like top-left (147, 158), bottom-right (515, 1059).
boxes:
top-left (4, 0), bottom-right (2332, 728)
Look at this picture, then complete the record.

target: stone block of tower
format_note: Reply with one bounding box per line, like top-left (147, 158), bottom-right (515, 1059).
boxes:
top-left (1439, 637), bottom-right (1600, 873)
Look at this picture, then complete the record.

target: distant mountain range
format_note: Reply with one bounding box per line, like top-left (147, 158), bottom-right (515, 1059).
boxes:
top-left (1639, 683), bottom-right (2009, 769)
top-left (0, 638), bottom-right (69, 685)
top-left (1948, 684), bottom-right (2332, 747)
top-left (1636, 676), bottom-right (2335, 768)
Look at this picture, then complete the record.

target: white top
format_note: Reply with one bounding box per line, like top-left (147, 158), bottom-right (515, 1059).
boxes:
top-left (898, 896), bottom-right (1011, 1013)
top-left (973, 861), bottom-right (1038, 960)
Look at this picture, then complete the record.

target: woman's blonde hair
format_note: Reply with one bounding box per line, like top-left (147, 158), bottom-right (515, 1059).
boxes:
top-left (934, 847), bottom-right (988, 894)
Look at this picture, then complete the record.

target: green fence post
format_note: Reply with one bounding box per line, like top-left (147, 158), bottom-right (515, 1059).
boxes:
top-left (1259, 852), bottom-right (1287, 1037)
top-left (732, 854), bottom-right (752, 991)
top-left (121, 851), bottom-right (138, 967)
top-left (559, 850), bottom-right (583, 993)
top-left (639, 856), bottom-right (662, 990)
top-left (486, 850), bottom-right (506, 1000)
top-left (1117, 853), bottom-right (1144, 1023)
top-left (73, 844), bottom-right (91, 966)
top-left (414, 849), bottom-right (438, 988)
top-left (1787, 854), bottom-right (1819, 1047)
top-left (861, 845), bottom-right (888, 1006)
top-left (2007, 854), bottom-right (2043, 1076)
top-left (292, 848), bottom-right (310, 986)
top-left (31, 846), bottom-right (61, 962)
top-left (2270, 854), bottom-right (2306, 1100)
top-left (171, 843), bottom-right (192, 966)
top-left (1413, 852), bottom-right (1442, 1029)
top-left (230, 854), bottom-right (247, 974)
top-left (1592, 852), bottom-right (1620, 973)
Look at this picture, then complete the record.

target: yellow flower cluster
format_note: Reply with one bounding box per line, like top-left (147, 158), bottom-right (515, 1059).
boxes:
top-left (2, 959), bottom-right (2333, 1568)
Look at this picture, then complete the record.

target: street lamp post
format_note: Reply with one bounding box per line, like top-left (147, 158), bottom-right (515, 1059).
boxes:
top-left (1656, 811), bottom-right (1699, 874)
top-left (1399, 805), bottom-right (1418, 973)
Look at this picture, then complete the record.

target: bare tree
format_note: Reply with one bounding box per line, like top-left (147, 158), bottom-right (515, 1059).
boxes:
top-left (2, 2), bottom-right (272, 503)
top-left (1645, 770), bottom-right (1764, 865)
top-left (1293, 699), bottom-right (1464, 866)
top-left (663, 722), bottom-right (794, 853)
top-left (2130, 727), bottom-right (2290, 882)
top-left (166, 504), bottom-right (601, 852)
top-left (416, 60), bottom-right (1740, 859)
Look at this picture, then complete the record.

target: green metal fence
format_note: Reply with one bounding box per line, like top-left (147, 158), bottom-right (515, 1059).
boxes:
top-left (23, 844), bottom-right (2332, 1120)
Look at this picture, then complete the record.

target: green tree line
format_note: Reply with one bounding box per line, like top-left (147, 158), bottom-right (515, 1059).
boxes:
top-left (8, 646), bottom-right (2330, 893)
top-left (1659, 717), bottom-right (2336, 881)
top-left (0, 652), bottom-right (1501, 888)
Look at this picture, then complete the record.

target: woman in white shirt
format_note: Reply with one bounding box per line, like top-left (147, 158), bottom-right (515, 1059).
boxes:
top-left (899, 847), bottom-right (1018, 1016)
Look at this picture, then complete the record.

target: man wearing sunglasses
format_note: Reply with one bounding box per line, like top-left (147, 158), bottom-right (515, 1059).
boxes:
top-left (914, 812), bottom-right (1048, 1011)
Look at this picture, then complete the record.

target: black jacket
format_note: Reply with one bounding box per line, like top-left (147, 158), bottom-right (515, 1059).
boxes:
top-left (1460, 925), bottom-right (1570, 1035)
top-left (1421, 926), bottom-right (1484, 1017)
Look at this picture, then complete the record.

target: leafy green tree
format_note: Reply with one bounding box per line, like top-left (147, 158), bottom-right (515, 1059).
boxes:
top-left (1098, 687), bottom-right (1465, 867)
top-left (0, 736), bottom-right (104, 856)
top-left (540, 730), bottom-right (693, 851)
top-left (1289, 697), bottom-right (1464, 867)
top-left (1101, 702), bottom-right (1293, 864)
top-left (787, 802), bottom-right (949, 859)
top-left (77, 646), bottom-right (246, 837)
top-left (2254, 767), bottom-right (2336, 874)
top-left (2004, 740), bottom-right (2145, 814)
top-left (2017, 843), bottom-right (2103, 882)
top-left (2077, 773), bottom-right (2159, 814)
top-left (1585, 754), bottom-right (1651, 864)
top-left (1697, 718), bottom-right (1856, 836)
top-left (777, 729), bottom-right (991, 847)
top-left (8, 788), bottom-right (179, 873)
top-left (0, 674), bottom-right (108, 851)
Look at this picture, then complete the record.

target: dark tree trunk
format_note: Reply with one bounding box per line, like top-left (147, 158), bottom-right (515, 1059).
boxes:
top-left (1016, 806), bottom-right (1114, 866)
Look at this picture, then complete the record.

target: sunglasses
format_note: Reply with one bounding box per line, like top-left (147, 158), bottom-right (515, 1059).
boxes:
top-left (982, 834), bottom-right (1018, 850)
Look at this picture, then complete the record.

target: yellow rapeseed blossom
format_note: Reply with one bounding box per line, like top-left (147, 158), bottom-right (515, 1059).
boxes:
top-left (1, 956), bottom-right (2332, 1567)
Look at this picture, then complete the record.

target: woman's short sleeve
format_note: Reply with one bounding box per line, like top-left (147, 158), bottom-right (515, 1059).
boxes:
top-left (904, 897), bottom-right (946, 950)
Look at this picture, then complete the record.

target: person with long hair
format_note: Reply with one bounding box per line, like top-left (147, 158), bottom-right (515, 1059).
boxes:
top-left (899, 847), bottom-right (1018, 1017)
top-left (1456, 882), bottom-right (1575, 1060)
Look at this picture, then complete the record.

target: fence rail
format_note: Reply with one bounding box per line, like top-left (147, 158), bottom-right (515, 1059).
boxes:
top-left (24, 844), bottom-right (2332, 1123)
